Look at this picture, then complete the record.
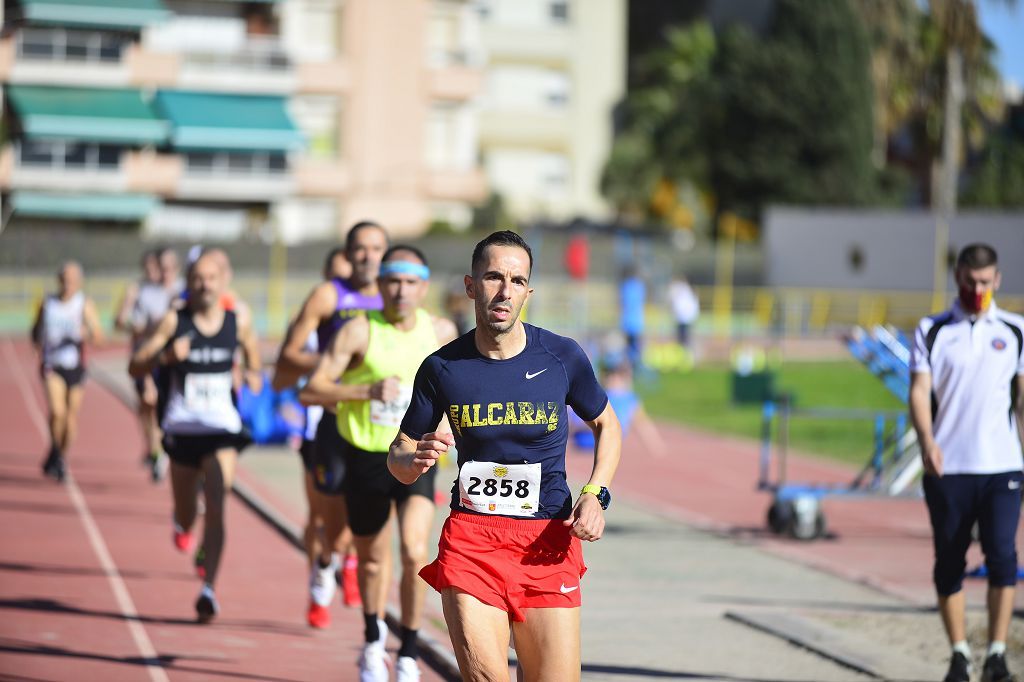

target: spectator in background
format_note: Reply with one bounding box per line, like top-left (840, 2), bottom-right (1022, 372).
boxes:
top-left (619, 266), bottom-right (646, 369)
top-left (668, 274), bottom-right (700, 357)
top-left (573, 335), bottom-right (664, 457)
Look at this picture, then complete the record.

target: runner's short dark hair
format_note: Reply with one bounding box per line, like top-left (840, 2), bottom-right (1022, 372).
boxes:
top-left (471, 230), bottom-right (533, 278)
top-left (345, 221), bottom-right (388, 252)
top-left (956, 243), bottom-right (998, 271)
top-left (383, 244), bottom-right (428, 267)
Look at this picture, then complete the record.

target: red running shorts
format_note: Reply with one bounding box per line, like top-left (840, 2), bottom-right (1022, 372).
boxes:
top-left (419, 511), bottom-right (587, 622)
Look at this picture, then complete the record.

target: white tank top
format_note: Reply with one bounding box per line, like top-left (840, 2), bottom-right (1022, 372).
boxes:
top-left (40, 292), bottom-right (85, 370)
top-left (131, 282), bottom-right (175, 342)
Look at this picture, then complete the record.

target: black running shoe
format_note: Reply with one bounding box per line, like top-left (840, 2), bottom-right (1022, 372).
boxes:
top-left (982, 653), bottom-right (1016, 682)
top-left (42, 452), bottom-right (66, 482)
top-left (41, 447), bottom-right (58, 478)
top-left (944, 651), bottom-right (972, 682)
top-left (195, 586), bottom-right (218, 624)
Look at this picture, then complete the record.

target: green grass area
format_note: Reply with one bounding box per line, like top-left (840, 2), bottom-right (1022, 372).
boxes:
top-left (636, 361), bottom-right (906, 466)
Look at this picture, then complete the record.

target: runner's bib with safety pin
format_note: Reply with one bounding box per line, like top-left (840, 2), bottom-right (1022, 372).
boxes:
top-left (370, 384), bottom-right (413, 428)
top-left (184, 372), bottom-right (233, 413)
top-left (458, 461), bottom-right (541, 517)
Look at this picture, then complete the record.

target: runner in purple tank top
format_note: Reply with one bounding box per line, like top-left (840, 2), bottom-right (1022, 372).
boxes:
top-left (273, 221), bottom-right (388, 628)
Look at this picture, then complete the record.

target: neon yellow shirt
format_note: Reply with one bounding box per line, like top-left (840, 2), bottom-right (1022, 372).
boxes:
top-left (337, 309), bottom-right (438, 452)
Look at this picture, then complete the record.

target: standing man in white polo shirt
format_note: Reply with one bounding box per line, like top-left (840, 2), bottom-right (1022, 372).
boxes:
top-left (910, 243), bottom-right (1024, 682)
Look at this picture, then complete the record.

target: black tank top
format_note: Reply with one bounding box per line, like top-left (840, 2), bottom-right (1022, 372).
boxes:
top-left (162, 309), bottom-right (242, 435)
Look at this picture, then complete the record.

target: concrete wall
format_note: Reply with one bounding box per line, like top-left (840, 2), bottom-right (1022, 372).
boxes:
top-left (764, 207), bottom-right (1024, 295)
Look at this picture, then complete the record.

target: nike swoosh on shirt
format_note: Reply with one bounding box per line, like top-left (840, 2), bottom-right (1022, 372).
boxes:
top-left (525, 369), bottom-right (547, 379)
top-left (560, 584), bottom-right (579, 594)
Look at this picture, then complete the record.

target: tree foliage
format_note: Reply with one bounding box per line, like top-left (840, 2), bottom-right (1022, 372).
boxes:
top-left (603, 0), bottom-right (877, 227)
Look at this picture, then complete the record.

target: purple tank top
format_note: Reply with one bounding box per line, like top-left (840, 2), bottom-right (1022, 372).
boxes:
top-left (316, 278), bottom-right (383, 352)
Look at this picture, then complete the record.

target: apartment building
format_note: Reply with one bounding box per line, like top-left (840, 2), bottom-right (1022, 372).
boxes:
top-left (476, 0), bottom-right (626, 222)
top-left (0, 0), bottom-right (486, 241)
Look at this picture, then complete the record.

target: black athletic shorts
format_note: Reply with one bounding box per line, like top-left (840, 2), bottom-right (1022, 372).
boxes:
top-left (298, 438), bottom-right (316, 473)
top-left (162, 432), bottom-right (251, 469)
top-left (343, 440), bottom-right (436, 537)
top-left (42, 365), bottom-right (85, 388)
top-left (311, 415), bottom-right (348, 495)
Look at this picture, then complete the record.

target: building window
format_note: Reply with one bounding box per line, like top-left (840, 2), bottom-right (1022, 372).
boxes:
top-left (550, 0), bottom-right (569, 23)
top-left (16, 28), bottom-right (127, 63)
top-left (17, 140), bottom-right (122, 170)
top-left (184, 152), bottom-right (288, 176)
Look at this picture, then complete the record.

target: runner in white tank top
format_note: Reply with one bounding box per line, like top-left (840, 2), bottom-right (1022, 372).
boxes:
top-left (31, 261), bottom-right (105, 482)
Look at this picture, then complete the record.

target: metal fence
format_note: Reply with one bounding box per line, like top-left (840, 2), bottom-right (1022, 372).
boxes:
top-left (4, 272), bottom-right (1020, 342)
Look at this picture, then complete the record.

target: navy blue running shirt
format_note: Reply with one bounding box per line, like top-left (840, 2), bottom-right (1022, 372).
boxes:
top-left (401, 323), bottom-right (608, 519)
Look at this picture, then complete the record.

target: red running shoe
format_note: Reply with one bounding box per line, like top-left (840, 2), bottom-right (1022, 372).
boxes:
top-left (307, 601), bottom-right (331, 629)
top-left (173, 526), bottom-right (194, 553)
top-left (340, 556), bottom-right (361, 608)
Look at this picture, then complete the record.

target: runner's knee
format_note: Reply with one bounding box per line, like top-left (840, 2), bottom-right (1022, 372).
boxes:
top-left (933, 555), bottom-right (967, 595)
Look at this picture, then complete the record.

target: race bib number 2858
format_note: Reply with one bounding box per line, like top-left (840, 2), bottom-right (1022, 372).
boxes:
top-left (458, 461), bottom-right (541, 517)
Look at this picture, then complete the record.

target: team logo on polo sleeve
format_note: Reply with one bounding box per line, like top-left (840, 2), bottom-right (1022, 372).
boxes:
top-left (992, 338), bottom-right (1007, 351)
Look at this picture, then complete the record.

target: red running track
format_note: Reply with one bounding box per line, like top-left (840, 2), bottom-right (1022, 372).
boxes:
top-left (0, 338), bottom-right (444, 682)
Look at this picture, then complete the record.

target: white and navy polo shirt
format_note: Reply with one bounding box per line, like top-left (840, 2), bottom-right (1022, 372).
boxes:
top-left (910, 300), bottom-right (1024, 474)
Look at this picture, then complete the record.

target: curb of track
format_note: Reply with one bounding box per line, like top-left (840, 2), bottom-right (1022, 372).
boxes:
top-left (90, 363), bottom-right (463, 682)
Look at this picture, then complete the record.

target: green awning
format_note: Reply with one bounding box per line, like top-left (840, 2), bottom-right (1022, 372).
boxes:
top-left (156, 91), bottom-right (304, 153)
top-left (11, 191), bottom-right (159, 221)
top-left (17, 0), bottom-right (170, 29)
top-left (8, 86), bottom-right (169, 145)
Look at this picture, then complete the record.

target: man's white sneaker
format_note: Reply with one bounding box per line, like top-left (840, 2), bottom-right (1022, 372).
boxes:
top-left (358, 640), bottom-right (390, 682)
top-left (396, 655), bottom-right (421, 682)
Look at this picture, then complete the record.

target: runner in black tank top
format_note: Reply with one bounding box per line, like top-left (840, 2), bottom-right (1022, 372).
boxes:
top-left (130, 251), bottom-right (261, 624)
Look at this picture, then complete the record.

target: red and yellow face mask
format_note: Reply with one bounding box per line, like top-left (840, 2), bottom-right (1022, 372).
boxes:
top-left (958, 286), bottom-right (993, 315)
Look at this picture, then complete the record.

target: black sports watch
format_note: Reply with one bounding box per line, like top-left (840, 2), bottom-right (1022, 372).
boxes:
top-left (581, 485), bottom-right (611, 510)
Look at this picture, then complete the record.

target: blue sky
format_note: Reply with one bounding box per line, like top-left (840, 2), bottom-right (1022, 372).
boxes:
top-left (979, 2), bottom-right (1024, 91)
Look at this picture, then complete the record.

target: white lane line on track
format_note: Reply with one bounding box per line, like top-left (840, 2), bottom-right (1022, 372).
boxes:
top-left (2, 340), bottom-right (171, 682)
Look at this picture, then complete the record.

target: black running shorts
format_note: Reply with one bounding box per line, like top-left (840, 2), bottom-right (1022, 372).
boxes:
top-left (311, 415), bottom-right (348, 495)
top-left (163, 432), bottom-right (251, 469)
top-left (42, 365), bottom-right (85, 388)
top-left (343, 440), bottom-right (436, 537)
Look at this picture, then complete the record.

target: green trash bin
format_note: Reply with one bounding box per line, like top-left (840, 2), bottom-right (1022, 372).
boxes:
top-left (731, 370), bottom-right (776, 404)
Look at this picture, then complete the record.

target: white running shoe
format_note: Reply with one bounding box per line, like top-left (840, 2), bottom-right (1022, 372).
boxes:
top-left (396, 655), bottom-right (421, 681)
top-left (358, 640), bottom-right (390, 682)
top-left (309, 554), bottom-right (338, 607)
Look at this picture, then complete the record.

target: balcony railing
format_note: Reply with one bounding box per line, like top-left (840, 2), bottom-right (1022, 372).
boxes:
top-left (180, 38), bottom-right (290, 74)
top-left (16, 28), bottom-right (128, 64)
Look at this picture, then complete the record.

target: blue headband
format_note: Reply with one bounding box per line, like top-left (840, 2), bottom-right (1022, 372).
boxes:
top-left (379, 261), bottom-right (430, 280)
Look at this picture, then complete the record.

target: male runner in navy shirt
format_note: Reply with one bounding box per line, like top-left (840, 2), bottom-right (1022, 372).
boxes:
top-left (389, 230), bottom-right (622, 681)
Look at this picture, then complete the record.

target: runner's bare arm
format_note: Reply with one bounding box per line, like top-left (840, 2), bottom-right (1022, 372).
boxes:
top-left (298, 315), bottom-right (379, 408)
top-left (270, 317), bottom-right (300, 391)
top-left (909, 371), bottom-right (941, 476)
top-left (237, 307), bottom-right (262, 394)
top-left (565, 401), bottom-right (622, 542)
top-left (29, 300), bottom-right (43, 350)
top-left (128, 310), bottom-right (180, 378)
top-left (113, 282), bottom-right (140, 334)
top-left (275, 282), bottom-right (336, 383)
top-left (83, 298), bottom-right (107, 347)
top-left (388, 430), bottom-right (452, 485)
